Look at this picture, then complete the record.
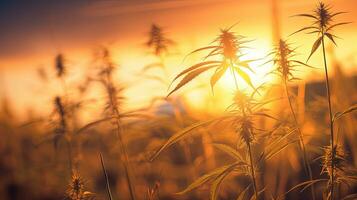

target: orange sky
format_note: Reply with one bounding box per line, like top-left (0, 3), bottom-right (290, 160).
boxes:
top-left (0, 0), bottom-right (357, 116)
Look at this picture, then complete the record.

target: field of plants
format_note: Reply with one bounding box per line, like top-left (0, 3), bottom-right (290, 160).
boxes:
top-left (0, 1), bottom-right (356, 200)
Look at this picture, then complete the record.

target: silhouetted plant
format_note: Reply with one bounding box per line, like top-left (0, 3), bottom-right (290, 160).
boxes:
top-left (146, 24), bottom-right (175, 58)
top-left (151, 87), bottom-right (295, 200)
top-left (66, 171), bottom-right (95, 200)
top-left (266, 39), bottom-right (316, 200)
top-left (168, 25), bottom-right (255, 96)
top-left (292, 2), bottom-right (350, 199)
top-left (76, 47), bottom-right (147, 200)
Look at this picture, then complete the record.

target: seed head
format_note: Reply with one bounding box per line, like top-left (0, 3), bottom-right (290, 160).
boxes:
top-left (219, 29), bottom-right (241, 60)
top-left (322, 145), bottom-right (346, 179)
top-left (66, 172), bottom-right (94, 200)
top-left (55, 54), bottom-right (66, 77)
top-left (316, 2), bottom-right (332, 30)
top-left (54, 96), bottom-right (66, 134)
top-left (237, 117), bottom-right (254, 145)
top-left (146, 24), bottom-right (174, 57)
top-left (266, 39), bottom-right (314, 82)
top-left (67, 172), bottom-right (85, 200)
top-left (292, 2), bottom-right (350, 60)
top-left (232, 90), bottom-right (257, 114)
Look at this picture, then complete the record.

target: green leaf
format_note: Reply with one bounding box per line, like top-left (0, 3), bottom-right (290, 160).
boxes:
top-left (235, 68), bottom-right (255, 89)
top-left (333, 104), bottom-right (357, 122)
top-left (331, 11), bottom-right (347, 18)
top-left (252, 112), bottom-right (279, 121)
top-left (182, 46), bottom-right (221, 63)
top-left (324, 33), bottom-right (337, 46)
top-left (210, 168), bottom-right (231, 200)
top-left (171, 61), bottom-right (222, 84)
top-left (210, 163), bottom-right (242, 200)
top-left (236, 185), bottom-right (251, 200)
top-left (326, 22), bottom-right (352, 32)
top-left (293, 14), bottom-right (318, 19)
top-left (76, 116), bottom-right (116, 134)
top-left (307, 37), bottom-right (322, 62)
top-left (265, 140), bottom-right (298, 161)
top-left (213, 143), bottom-right (246, 163)
top-left (204, 48), bottom-right (222, 60)
top-left (168, 65), bottom-right (217, 96)
top-left (176, 163), bottom-right (237, 195)
top-left (289, 26), bottom-right (319, 36)
top-left (210, 66), bottom-right (227, 93)
top-left (142, 62), bottom-right (165, 72)
top-left (249, 188), bottom-right (265, 200)
top-left (150, 119), bottom-right (217, 161)
top-left (284, 179), bottom-right (326, 195)
top-left (291, 60), bottom-right (317, 69)
top-left (238, 60), bottom-right (256, 73)
top-left (188, 46), bottom-right (221, 55)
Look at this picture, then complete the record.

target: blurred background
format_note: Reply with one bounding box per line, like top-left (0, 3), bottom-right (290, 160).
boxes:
top-left (0, 0), bottom-right (356, 199)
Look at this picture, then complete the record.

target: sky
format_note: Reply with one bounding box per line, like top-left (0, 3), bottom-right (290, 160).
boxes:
top-left (0, 0), bottom-right (356, 116)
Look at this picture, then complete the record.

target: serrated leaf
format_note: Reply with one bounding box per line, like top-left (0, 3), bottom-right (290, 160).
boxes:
top-left (210, 66), bottom-right (227, 93)
top-left (324, 33), bottom-right (337, 46)
top-left (307, 37), bottom-right (322, 62)
top-left (235, 68), bottom-right (255, 89)
top-left (168, 65), bottom-right (217, 96)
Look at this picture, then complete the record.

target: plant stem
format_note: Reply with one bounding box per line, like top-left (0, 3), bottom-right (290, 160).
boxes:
top-left (100, 153), bottom-right (114, 200)
top-left (283, 79), bottom-right (316, 200)
top-left (230, 61), bottom-right (239, 90)
top-left (321, 34), bottom-right (335, 200)
top-left (103, 66), bottom-right (137, 200)
top-left (247, 142), bottom-right (258, 199)
top-left (114, 111), bottom-right (137, 200)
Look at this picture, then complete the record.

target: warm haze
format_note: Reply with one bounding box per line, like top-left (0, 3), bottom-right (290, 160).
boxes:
top-left (0, 1), bottom-right (356, 200)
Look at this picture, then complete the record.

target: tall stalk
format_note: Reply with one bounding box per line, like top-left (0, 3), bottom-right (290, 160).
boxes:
top-left (100, 153), bottom-right (114, 200)
top-left (321, 34), bottom-right (335, 200)
top-left (283, 78), bottom-right (316, 200)
top-left (247, 142), bottom-right (258, 199)
top-left (105, 73), bottom-right (137, 200)
top-left (291, 4), bottom-right (349, 197)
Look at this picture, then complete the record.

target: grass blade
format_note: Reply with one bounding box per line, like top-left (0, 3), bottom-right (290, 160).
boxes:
top-left (100, 153), bottom-right (114, 200)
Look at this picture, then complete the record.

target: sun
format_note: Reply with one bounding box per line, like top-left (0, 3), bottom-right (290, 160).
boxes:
top-left (182, 40), bottom-right (277, 113)
top-left (220, 40), bottom-right (276, 92)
